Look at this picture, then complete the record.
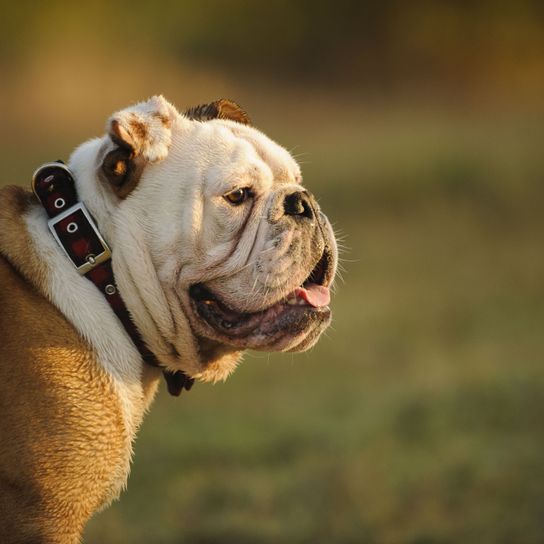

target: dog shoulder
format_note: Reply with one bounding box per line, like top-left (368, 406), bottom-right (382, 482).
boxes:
top-left (0, 189), bottom-right (142, 532)
top-left (0, 251), bottom-right (132, 533)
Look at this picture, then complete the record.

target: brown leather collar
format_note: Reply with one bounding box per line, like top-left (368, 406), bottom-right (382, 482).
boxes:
top-left (31, 161), bottom-right (194, 396)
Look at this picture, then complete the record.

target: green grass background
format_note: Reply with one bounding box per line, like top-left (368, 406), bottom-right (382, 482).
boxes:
top-left (88, 104), bottom-right (542, 543)
top-left (1, 2), bottom-right (544, 542)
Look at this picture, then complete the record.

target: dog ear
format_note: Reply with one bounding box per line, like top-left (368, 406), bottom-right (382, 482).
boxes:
top-left (101, 95), bottom-right (178, 198)
top-left (184, 99), bottom-right (251, 125)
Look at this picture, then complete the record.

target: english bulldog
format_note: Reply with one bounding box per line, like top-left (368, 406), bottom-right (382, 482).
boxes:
top-left (0, 96), bottom-right (337, 543)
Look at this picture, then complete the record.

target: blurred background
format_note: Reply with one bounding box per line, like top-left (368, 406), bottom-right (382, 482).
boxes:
top-left (1, 1), bottom-right (544, 542)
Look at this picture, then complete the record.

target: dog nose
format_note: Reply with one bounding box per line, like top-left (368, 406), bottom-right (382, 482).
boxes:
top-left (283, 191), bottom-right (313, 219)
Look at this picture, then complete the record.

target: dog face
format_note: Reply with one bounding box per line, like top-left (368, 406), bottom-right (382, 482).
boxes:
top-left (70, 96), bottom-right (337, 382)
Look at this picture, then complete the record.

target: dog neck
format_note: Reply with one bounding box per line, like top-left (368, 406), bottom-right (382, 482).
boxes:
top-left (30, 162), bottom-right (194, 396)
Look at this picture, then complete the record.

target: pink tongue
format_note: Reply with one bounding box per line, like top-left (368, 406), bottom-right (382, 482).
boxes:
top-left (295, 284), bottom-right (331, 307)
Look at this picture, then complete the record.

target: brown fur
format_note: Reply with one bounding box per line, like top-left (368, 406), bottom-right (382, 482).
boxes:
top-left (152, 111), bottom-right (172, 128)
top-left (101, 119), bottom-right (151, 199)
top-left (0, 186), bottom-right (159, 543)
top-left (100, 146), bottom-right (145, 199)
top-left (128, 114), bottom-right (148, 141)
top-left (184, 98), bottom-right (251, 125)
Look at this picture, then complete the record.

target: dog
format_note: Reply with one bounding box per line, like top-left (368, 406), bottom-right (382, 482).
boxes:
top-left (0, 96), bottom-right (337, 543)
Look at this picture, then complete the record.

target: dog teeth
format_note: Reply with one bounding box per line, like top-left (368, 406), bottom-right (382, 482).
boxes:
top-left (285, 293), bottom-right (298, 305)
top-left (285, 295), bottom-right (306, 306)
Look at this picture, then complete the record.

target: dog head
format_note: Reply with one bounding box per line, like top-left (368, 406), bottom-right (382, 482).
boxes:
top-left (69, 96), bottom-right (337, 382)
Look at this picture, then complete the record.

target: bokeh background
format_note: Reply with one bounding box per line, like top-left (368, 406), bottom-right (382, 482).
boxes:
top-left (1, 1), bottom-right (544, 542)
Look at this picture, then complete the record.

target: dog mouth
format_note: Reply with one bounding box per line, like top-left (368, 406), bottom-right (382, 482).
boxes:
top-left (188, 248), bottom-right (333, 350)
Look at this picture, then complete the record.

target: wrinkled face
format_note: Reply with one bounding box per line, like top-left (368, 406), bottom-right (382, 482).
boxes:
top-left (146, 118), bottom-right (336, 354)
top-left (185, 127), bottom-right (336, 354)
top-left (80, 96), bottom-right (337, 380)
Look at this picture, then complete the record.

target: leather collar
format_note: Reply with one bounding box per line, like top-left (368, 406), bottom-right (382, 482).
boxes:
top-left (31, 161), bottom-right (194, 396)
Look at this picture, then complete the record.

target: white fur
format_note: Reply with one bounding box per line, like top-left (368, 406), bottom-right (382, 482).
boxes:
top-left (67, 97), bottom-right (307, 381)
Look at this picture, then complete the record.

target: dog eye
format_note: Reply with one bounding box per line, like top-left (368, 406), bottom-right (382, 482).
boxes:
top-left (224, 188), bottom-right (251, 205)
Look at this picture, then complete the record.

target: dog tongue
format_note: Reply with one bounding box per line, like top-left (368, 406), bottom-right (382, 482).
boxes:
top-left (295, 284), bottom-right (331, 307)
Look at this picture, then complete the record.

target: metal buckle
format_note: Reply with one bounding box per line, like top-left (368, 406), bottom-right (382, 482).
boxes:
top-left (48, 202), bottom-right (112, 275)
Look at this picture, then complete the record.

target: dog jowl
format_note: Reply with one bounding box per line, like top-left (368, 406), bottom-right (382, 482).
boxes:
top-left (0, 96), bottom-right (337, 543)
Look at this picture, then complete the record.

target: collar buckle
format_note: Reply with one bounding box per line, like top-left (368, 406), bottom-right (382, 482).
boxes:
top-left (47, 202), bottom-right (112, 275)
